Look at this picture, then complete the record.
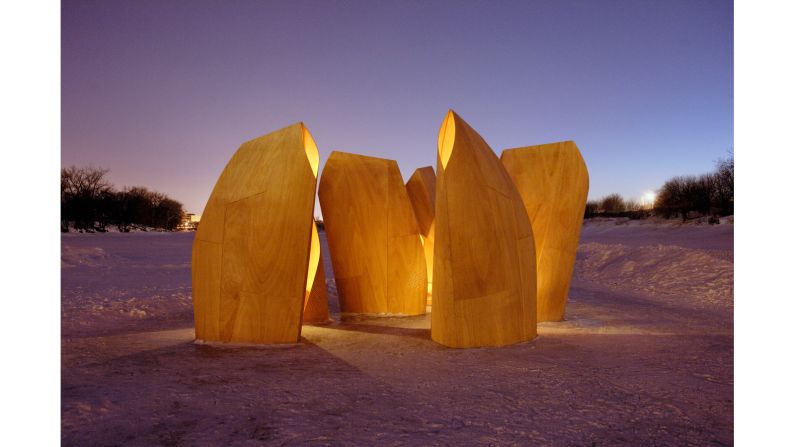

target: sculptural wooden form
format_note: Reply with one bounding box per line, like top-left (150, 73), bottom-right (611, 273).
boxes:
top-left (432, 110), bottom-right (537, 348)
top-left (500, 141), bottom-right (589, 322)
top-left (405, 167), bottom-right (436, 304)
top-left (318, 151), bottom-right (426, 315)
top-left (302, 221), bottom-right (330, 323)
top-left (192, 122), bottom-right (319, 344)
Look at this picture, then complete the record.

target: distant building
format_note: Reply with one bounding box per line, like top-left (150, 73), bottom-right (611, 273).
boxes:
top-left (179, 213), bottom-right (201, 231)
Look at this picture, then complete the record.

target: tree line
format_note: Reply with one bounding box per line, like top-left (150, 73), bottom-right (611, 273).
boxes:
top-left (61, 166), bottom-right (184, 232)
top-left (586, 152), bottom-right (733, 221)
top-left (653, 154), bottom-right (733, 220)
top-left (584, 193), bottom-right (651, 219)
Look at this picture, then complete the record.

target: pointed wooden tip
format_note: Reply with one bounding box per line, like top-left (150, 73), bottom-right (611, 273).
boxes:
top-left (438, 111), bottom-right (457, 170)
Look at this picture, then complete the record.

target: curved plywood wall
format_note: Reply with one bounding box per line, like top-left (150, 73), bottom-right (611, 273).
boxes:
top-left (501, 142), bottom-right (589, 322)
top-left (192, 123), bottom-right (319, 344)
top-left (432, 110), bottom-right (537, 348)
top-left (318, 151), bottom-right (426, 315)
top-left (405, 166), bottom-right (436, 304)
top-left (303, 221), bottom-right (330, 323)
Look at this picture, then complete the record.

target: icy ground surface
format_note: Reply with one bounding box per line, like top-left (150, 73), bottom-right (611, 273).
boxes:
top-left (62, 221), bottom-right (733, 446)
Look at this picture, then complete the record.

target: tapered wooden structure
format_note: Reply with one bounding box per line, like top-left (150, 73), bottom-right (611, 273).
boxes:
top-left (501, 142), bottom-right (589, 322)
top-left (303, 221), bottom-right (330, 323)
top-left (432, 110), bottom-right (537, 348)
top-left (192, 123), bottom-right (319, 344)
top-left (405, 167), bottom-right (436, 304)
top-left (318, 151), bottom-right (426, 315)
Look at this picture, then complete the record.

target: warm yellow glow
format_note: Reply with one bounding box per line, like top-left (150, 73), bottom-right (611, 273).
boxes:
top-left (302, 124), bottom-right (319, 178)
top-left (640, 190), bottom-right (656, 208)
top-left (305, 221), bottom-right (320, 298)
top-left (438, 110), bottom-right (456, 170)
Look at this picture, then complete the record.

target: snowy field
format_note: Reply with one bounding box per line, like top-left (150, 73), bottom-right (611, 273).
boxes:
top-left (62, 219), bottom-right (733, 445)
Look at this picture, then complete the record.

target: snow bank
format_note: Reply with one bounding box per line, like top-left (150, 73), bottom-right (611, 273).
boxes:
top-left (575, 242), bottom-right (733, 309)
top-left (61, 246), bottom-right (112, 268)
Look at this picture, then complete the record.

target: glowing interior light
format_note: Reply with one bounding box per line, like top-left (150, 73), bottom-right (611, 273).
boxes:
top-left (303, 124), bottom-right (320, 178)
top-left (438, 110), bottom-right (456, 170)
top-left (305, 221), bottom-right (320, 299)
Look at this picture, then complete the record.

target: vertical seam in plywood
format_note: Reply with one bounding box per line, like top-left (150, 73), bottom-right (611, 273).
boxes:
top-left (506, 164), bottom-right (532, 338)
top-left (510, 187), bottom-right (535, 338)
top-left (386, 163), bottom-right (391, 313)
top-left (296, 161), bottom-right (316, 341)
top-left (219, 202), bottom-right (229, 341)
top-left (440, 154), bottom-right (456, 345)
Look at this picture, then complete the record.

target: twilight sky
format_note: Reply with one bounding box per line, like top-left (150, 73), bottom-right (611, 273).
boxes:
top-left (62, 0), bottom-right (733, 215)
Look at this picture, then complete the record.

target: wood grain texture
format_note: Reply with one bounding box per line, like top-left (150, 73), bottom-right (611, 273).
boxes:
top-left (500, 141), bottom-right (589, 322)
top-left (318, 151), bottom-right (426, 315)
top-left (303, 221), bottom-right (330, 323)
top-left (405, 167), bottom-right (436, 303)
top-left (432, 110), bottom-right (537, 348)
top-left (192, 122), bottom-right (319, 344)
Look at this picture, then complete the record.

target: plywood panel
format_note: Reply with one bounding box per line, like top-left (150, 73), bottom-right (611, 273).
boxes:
top-left (432, 111), bottom-right (537, 348)
top-left (303, 221), bottom-right (330, 323)
top-left (500, 141), bottom-right (589, 322)
top-left (192, 123), bottom-right (318, 344)
top-left (405, 167), bottom-right (436, 236)
top-left (319, 151), bottom-right (426, 315)
top-left (406, 167), bottom-right (436, 303)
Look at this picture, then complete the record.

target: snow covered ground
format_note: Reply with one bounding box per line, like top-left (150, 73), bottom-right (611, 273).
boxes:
top-left (62, 220), bottom-right (733, 445)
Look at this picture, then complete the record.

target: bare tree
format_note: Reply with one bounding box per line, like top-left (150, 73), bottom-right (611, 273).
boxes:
top-left (655, 174), bottom-right (717, 221)
top-left (61, 165), bottom-right (112, 231)
top-left (711, 151), bottom-right (734, 216)
top-left (599, 194), bottom-right (626, 213)
top-left (61, 166), bottom-right (185, 232)
top-left (584, 200), bottom-right (599, 218)
top-left (625, 200), bottom-right (643, 212)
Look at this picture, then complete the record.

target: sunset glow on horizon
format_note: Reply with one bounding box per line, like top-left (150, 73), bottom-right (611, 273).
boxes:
top-left (61, 0), bottom-right (733, 215)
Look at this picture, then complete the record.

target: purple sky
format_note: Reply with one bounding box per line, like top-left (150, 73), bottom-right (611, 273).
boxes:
top-left (62, 0), bottom-right (733, 215)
